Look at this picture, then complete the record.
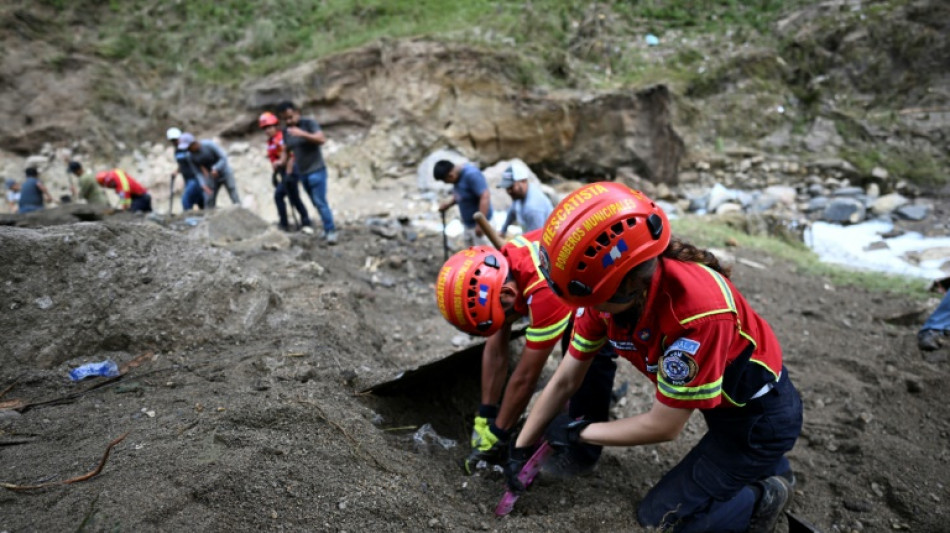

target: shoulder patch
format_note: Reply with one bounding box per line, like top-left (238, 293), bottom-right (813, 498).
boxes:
top-left (660, 351), bottom-right (698, 385)
top-left (668, 337), bottom-right (701, 355)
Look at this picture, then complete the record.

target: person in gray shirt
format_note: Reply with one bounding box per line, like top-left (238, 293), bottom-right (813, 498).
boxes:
top-left (178, 133), bottom-right (240, 208)
top-left (277, 101), bottom-right (337, 244)
top-left (498, 164), bottom-right (553, 237)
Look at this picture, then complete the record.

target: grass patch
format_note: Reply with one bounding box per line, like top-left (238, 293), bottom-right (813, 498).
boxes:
top-left (27, 0), bottom-right (814, 86)
top-left (671, 215), bottom-right (931, 299)
top-left (841, 144), bottom-right (947, 188)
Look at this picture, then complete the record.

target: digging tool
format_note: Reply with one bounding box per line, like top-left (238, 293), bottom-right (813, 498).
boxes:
top-left (494, 441), bottom-right (554, 516)
top-left (168, 173), bottom-right (175, 215)
top-left (63, 161), bottom-right (76, 203)
top-left (441, 209), bottom-right (449, 261)
top-left (472, 212), bottom-right (505, 249)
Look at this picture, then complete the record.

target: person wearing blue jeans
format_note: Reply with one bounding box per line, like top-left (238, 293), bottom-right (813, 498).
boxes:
top-left (278, 100), bottom-right (337, 244)
top-left (300, 167), bottom-right (335, 238)
top-left (918, 291), bottom-right (950, 351)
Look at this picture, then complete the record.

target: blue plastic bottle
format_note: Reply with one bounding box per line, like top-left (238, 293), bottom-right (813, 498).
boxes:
top-left (69, 360), bottom-right (120, 381)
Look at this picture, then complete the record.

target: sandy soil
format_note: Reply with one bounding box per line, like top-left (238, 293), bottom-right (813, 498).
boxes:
top-left (1, 185), bottom-right (948, 533)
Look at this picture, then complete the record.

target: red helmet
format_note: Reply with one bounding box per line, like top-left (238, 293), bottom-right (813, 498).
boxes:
top-left (538, 182), bottom-right (670, 307)
top-left (95, 171), bottom-right (109, 186)
top-left (258, 112), bottom-right (279, 128)
top-left (436, 246), bottom-right (510, 336)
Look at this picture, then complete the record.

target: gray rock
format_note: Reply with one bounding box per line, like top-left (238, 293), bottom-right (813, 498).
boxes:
top-left (715, 202), bottom-right (743, 215)
top-left (804, 196), bottom-right (830, 212)
top-left (34, 295), bottom-right (53, 309)
top-left (822, 198), bottom-right (866, 224)
top-left (804, 117), bottom-right (844, 152)
top-left (807, 183), bottom-right (826, 197)
top-left (871, 166), bottom-right (889, 180)
top-left (763, 185), bottom-right (797, 206)
top-left (748, 196), bottom-right (778, 213)
top-left (832, 186), bottom-right (864, 197)
top-left (870, 193), bottom-right (909, 216)
top-left (895, 204), bottom-right (930, 221)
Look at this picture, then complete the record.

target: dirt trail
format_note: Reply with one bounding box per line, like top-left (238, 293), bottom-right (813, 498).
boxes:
top-left (1, 198), bottom-right (948, 532)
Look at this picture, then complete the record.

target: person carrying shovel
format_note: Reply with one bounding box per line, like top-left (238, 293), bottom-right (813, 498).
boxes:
top-left (436, 227), bottom-right (617, 476)
top-left (506, 182), bottom-right (803, 533)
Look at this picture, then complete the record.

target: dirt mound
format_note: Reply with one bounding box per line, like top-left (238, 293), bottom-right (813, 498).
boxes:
top-left (0, 217), bottom-right (276, 369)
top-left (1, 202), bottom-right (948, 532)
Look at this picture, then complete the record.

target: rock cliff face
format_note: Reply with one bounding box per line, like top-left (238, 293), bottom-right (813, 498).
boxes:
top-left (240, 40), bottom-right (684, 184)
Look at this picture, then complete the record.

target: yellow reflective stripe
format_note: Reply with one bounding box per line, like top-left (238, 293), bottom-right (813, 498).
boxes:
top-left (658, 375), bottom-right (722, 401)
top-left (570, 332), bottom-right (606, 354)
top-left (749, 358), bottom-right (779, 381)
top-left (721, 390), bottom-right (744, 407)
top-left (526, 311), bottom-right (571, 344)
top-left (519, 239), bottom-right (548, 297)
top-left (114, 169), bottom-right (131, 207)
top-left (739, 330), bottom-right (757, 347)
top-left (679, 264), bottom-right (736, 325)
top-left (510, 236), bottom-right (530, 248)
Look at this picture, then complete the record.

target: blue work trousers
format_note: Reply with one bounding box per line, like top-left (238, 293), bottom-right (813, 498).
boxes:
top-left (922, 292), bottom-right (950, 332)
top-left (182, 179), bottom-right (205, 211)
top-left (637, 369), bottom-right (803, 533)
top-left (275, 172), bottom-right (311, 229)
top-left (302, 168), bottom-right (335, 233)
top-left (130, 193), bottom-right (152, 213)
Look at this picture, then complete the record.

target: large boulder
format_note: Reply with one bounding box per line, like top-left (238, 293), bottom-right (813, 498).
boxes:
top-left (242, 40), bottom-right (685, 185)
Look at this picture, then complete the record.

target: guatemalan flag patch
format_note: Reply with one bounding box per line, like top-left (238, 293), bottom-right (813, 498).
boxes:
top-left (478, 284), bottom-right (489, 306)
top-left (601, 239), bottom-right (629, 268)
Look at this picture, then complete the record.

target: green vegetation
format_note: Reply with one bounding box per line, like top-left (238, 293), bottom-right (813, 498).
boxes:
top-left (672, 216), bottom-right (931, 299)
top-left (29, 0), bottom-right (811, 86)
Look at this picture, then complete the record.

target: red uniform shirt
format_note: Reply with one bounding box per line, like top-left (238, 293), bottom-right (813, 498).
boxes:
top-left (568, 258), bottom-right (782, 410)
top-left (266, 131), bottom-right (284, 164)
top-left (502, 229), bottom-right (572, 350)
top-left (100, 169), bottom-right (147, 209)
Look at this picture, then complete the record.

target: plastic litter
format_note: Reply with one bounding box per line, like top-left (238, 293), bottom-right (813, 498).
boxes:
top-left (69, 360), bottom-right (120, 381)
top-left (412, 423), bottom-right (457, 453)
top-left (645, 34), bottom-right (659, 46)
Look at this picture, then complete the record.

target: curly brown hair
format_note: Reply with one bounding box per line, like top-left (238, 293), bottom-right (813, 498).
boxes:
top-left (661, 237), bottom-right (731, 278)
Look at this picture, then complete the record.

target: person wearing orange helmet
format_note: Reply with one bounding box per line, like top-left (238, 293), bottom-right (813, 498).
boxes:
top-left (260, 111), bottom-right (311, 232)
top-left (95, 169), bottom-right (152, 212)
top-left (507, 182), bottom-right (803, 533)
top-left (437, 232), bottom-right (617, 475)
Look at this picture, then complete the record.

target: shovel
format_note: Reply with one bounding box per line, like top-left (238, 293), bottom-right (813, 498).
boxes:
top-left (473, 212), bottom-right (505, 249)
top-left (168, 173), bottom-right (175, 215)
top-left (441, 209), bottom-right (449, 261)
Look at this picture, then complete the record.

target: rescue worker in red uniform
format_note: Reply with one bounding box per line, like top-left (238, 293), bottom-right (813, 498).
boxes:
top-left (507, 182), bottom-right (803, 533)
top-left (437, 229), bottom-right (616, 475)
top-left (95, 169), bottom-right (152, 212)
top-left (260, 112), bottom-right (311, 232)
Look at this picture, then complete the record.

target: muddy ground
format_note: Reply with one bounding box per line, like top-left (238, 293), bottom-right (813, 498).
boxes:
top-left (1, 194), bottom-right (949, 533)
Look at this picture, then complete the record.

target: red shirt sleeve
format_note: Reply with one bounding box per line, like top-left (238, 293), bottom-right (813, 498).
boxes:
top-left (567, 308), bottom-right (608, 361)
top-left (523, 288), bottom-right (571, 350)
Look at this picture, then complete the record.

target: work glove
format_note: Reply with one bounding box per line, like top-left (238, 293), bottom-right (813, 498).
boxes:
top-left (504, 440), bottom-right (537, 493)
top-left (544, 414), bottom-right (591, 452)
top-left (461, 416), bottom-right (508, 474)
